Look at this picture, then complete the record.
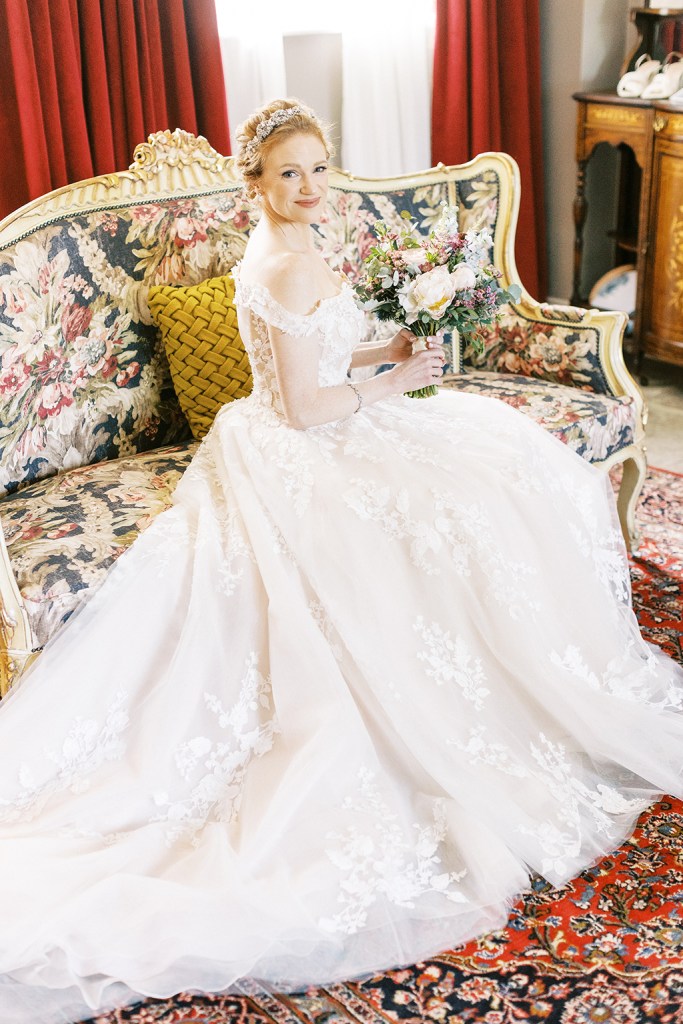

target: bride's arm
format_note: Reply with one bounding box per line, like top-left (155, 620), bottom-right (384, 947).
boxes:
top-left (349, 340), bottom-right (394, 369)
top-left (349, 330), bottom-right (411, 368)
top-left (269, 324), bottom-right (443, 429)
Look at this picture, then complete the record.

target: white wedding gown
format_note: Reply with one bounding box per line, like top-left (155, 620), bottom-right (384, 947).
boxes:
top-left (1, 267), bottom-right (683, 1024)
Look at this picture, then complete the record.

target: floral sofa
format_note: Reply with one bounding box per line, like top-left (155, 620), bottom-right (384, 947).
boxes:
top-left (0, 129), bottom-right (645, 695)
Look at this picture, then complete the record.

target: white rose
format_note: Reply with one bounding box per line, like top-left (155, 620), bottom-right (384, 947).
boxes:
top-left (450, 264), bottom-right (477, 291)
top-left (398, 264), bottom-right (456, 321)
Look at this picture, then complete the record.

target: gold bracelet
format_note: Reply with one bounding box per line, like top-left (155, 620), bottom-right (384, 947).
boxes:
top-left (347, 381), bottom-right (363, 413)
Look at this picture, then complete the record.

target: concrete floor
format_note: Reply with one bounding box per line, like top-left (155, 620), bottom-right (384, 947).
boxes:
top-left (635, 359), bottom-right (683, 473)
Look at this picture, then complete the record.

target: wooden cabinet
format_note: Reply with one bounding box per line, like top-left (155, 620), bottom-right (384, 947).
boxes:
top-left (641, 110), bottom-right (683, 367)
top-left (573, 91), bottom-right (683, 370)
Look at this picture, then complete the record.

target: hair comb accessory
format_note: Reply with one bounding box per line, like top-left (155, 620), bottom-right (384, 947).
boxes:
top-left (245, 107), bottom-right (305, 158)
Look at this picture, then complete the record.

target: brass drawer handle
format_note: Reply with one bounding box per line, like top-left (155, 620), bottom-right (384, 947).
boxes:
top-left (654, 113), bottom-right (669, 133)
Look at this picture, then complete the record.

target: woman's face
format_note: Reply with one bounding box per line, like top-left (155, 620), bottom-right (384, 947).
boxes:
top-left (257, 132), bottom-right (329, 226)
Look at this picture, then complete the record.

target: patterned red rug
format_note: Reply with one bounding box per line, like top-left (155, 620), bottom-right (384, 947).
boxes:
top-left (87, 468), bottom-right (683, 1024)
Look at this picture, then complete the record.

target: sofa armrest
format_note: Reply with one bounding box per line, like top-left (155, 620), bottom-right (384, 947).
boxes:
top-left (0, 518), bottom-right (34, 696)
top-left (463, 295), bottom-right (642, 410)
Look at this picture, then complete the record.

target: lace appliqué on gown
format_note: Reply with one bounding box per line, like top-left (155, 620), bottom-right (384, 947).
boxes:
top-left (152, 653), bottom-right (278, 847)
top-left (0, 691), bottom-right (129, 824)
top-left (414, 616), bottom-right (490, 709)
top-left (320, 768), bottom-right (468, 935)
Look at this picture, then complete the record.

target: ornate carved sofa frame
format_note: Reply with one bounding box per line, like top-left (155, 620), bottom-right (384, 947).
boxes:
top-left (0, 130), bottom-right (646, 696)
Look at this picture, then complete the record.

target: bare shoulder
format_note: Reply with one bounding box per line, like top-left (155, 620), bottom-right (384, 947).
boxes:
top-left (258, 253), bottom-right (326, 316)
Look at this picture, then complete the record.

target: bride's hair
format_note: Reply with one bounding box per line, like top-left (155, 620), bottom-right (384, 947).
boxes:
top-left (236, 98), bottom-right (334, 198)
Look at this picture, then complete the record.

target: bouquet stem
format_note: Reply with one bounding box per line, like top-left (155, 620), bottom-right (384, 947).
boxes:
top-left (406, 384), bottom-right (438, 399)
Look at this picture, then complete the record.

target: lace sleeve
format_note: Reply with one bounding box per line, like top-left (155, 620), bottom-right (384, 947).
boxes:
top-left (233, 275), bottom-right (332, 338)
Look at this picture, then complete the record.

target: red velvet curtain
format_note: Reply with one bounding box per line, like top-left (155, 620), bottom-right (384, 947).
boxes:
top-left (431, 0), bottom-right (547, 299)
top-left (0, 0), bottom-right (231, 223)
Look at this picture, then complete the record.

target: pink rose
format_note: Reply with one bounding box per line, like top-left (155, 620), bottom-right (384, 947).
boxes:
top-left (36, 381), bottom-right (74, 419)
top-left (61, 303), bottom-right (93, 343)
top-left (401, 248), bottom-right (428, 266)
top-left (173, 217), bottom-right (208, 248)
top-left (0, 362), bottom-right (29, 396)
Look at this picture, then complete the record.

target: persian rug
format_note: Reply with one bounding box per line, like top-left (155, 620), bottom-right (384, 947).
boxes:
top-left (87, 467), bottom-right (683, 1024)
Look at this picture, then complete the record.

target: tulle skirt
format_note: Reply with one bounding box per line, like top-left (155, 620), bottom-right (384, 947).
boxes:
top-left (1, 389), bottom-right (681, 1023)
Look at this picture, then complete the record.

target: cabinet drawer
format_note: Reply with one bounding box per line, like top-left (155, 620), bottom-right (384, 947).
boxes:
top-left (585, 104), bottom-right (649, 132)
top-left (653, 112), bottom-right (683, 142)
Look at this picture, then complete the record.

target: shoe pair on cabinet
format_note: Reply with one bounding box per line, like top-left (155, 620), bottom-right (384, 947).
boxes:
top-left (617, 52), bottom-right (683, 99)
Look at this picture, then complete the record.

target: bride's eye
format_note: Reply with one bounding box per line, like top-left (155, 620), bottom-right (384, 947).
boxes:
top-left (315, 165), bottom-right (328, 174)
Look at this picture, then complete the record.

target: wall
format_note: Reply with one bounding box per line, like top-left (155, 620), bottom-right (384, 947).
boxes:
top-left (540, 0), bottom-right (632, 302)
top-left (283, 34), bottom-right (343, 159)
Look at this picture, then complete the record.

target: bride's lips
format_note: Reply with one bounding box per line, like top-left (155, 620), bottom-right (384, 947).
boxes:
top-left (295, 198), bottom-right (321, 208)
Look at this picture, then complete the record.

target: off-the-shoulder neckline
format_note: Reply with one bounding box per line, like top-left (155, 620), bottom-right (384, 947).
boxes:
top-left (232, 261), bottom-right (352, 320)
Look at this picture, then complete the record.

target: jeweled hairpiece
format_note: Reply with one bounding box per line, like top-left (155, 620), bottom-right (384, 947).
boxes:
top-left (245, 107), bottom-right (305, 159)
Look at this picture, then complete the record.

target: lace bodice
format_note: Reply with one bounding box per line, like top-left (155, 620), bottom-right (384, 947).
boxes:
top-left (232, 264), bottom-right (366, 413)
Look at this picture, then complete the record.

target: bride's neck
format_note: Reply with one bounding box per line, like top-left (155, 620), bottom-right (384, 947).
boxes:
top-left (259, 213), bottom-right (316, 252)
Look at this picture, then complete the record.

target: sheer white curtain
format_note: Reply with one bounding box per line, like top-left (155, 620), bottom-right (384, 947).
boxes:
top-left (215, 5), bottom-right (287, 152)
top-left (341, 0), bottom-right (435, 176)
top-left (214, 0), bottom-right (435, 176)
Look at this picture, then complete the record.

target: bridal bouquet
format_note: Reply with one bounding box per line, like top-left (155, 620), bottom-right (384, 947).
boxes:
top-left (356, 204), bottom-right (521, 397)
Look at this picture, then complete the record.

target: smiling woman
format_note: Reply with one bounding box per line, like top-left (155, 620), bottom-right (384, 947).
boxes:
top-left (236, 101), bottom-right (334, 196)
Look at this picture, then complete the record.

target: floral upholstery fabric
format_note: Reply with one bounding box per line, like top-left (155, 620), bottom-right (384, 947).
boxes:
top-left (442, 372), bottom-right (636, 463)
top-left (464, 306), bottom-right (608, 393)
top-left (0, 442), bottom-right (198, 647)
top-left (0, 192), bottom-right (256, 498)
top-left (317, 182), bottom-right (452, 284)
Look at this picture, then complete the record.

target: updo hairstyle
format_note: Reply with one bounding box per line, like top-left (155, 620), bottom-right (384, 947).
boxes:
top-left (236, 98), bottom-right (334, 200)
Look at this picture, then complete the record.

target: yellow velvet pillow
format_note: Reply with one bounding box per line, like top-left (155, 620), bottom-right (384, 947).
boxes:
top-left (148, 274), bottom-right (252, 440)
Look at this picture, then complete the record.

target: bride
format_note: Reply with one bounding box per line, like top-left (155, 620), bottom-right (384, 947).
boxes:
top-left (1, 97), bottom-right (682, 1024)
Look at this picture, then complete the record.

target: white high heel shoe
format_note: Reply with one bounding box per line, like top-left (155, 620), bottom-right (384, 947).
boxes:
top-left (617, 53), bottom-right (662, 97)
top-left (642, 52), bottom-right (683, 99)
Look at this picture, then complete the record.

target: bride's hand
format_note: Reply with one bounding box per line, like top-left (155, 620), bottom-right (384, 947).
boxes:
top-left (386, 341), bottom-right (446, 394)
top-left (384, 329), bottom-right (446, 364)
top-left (384, 328), bottom-right (415, 363)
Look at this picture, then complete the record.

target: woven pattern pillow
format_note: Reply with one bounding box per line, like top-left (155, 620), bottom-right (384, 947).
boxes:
top-left (148, 275), bottom-right (252, 439)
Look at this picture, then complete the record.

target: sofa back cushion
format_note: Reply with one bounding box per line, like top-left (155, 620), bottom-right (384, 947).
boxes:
top-left (0, 189), bottom-right (257, 497)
